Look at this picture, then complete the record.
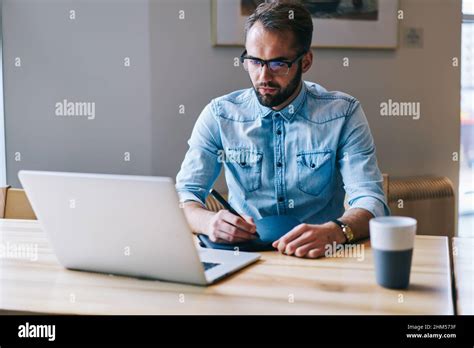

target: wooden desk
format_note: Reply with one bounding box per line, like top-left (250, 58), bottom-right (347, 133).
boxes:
top-left (0, 219), bottom-right (453, 315)
top-left (452, 237), bottom-right (474, 315)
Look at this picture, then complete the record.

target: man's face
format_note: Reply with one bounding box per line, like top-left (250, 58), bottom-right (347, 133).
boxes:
top-left (245, 21), bottom-right (311, 109)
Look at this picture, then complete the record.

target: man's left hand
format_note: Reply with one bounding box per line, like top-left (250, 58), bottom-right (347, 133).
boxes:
top-left (272, 222), bottom-right (346, 259)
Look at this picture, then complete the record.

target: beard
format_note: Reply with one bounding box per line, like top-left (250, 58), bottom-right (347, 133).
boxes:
top-left (253, 62), bottom-right (302, 108)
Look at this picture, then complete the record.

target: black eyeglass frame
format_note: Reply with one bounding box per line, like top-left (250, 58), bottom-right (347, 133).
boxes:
top-left (239, 49), bottom-right (307, 75)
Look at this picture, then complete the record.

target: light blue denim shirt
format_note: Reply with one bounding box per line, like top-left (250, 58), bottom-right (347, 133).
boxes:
top-left (176, 80), bottom-right (390, 224)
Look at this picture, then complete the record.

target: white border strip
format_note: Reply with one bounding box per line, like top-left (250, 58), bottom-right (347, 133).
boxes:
top-left (0, 0), bottom-right (7, 186)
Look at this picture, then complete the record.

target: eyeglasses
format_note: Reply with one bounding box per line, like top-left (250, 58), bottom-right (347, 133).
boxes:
top-left (240, 50), bottom-right (307, 76)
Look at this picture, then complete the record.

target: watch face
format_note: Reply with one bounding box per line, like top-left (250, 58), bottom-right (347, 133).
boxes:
top-left (342, 226), bottom-right (354, 240)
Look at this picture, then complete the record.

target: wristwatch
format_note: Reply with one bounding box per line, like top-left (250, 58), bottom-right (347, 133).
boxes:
top-left (331, 219), bottom-right (354, 244)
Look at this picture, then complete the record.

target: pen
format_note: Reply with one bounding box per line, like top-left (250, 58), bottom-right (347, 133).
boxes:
top-left (209, 189), bottom-right (259, 238)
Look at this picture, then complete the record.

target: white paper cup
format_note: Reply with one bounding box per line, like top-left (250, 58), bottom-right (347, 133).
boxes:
top-left (370, 216), bottom-right (417, 289)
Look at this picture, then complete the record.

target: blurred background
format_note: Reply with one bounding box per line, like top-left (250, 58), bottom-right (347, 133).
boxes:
top-left (460, 0), bottom-right (474, 237)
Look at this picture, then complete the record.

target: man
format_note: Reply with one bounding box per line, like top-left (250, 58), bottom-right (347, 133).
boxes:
top-left (176, 1), bottom-right (389, 259)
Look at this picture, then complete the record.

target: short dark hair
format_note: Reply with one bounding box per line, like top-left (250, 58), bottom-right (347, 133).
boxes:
top-left (244, 1), bottom-right (313, 54)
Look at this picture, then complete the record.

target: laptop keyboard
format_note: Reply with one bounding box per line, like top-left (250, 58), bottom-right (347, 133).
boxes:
top-left (202, 261), bottom-right (220, 271)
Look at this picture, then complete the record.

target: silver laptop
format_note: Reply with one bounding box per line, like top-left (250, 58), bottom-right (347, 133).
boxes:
top-left (18, 170), bottom-right (260, 286)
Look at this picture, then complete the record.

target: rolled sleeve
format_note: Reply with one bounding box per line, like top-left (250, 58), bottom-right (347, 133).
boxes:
top-left (175, 101), bottom-right (222, 205)
top-left (338, 101), bottom-right (390, 218)
top-left (348, 196), bottom-right (389, 218)
top-left (177, 191), bottom-right (206, 206)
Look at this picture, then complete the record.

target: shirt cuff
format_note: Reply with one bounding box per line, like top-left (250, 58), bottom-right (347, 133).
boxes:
top-left (348, 196), bottom-right (390, 218)
top-left (177, 191), bottom-right (206, 206)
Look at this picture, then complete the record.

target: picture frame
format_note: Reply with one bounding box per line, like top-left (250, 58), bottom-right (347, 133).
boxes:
top-left (211, 0), bottom-right (399, 49)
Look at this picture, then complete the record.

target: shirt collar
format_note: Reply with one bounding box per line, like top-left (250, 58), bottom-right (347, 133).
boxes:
top-left (255, 81), bottom-right (307, 122)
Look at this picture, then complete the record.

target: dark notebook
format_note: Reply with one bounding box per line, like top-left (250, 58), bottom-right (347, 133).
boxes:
top-left (198, 215), bottom-right (302, 252)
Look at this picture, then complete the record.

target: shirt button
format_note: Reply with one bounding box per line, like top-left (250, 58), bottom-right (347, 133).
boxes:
top-left (276, 130), bottom-right (282, 135)
top-left (275, 113), bottom-right (280, 118)
top-left (276, 162), bottom-right (282, 167)
top-left (278, 197), bottom-right (284, 202)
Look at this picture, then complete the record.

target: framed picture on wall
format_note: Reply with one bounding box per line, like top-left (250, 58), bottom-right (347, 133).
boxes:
top-left (211, 0), bottom-right (399, 49)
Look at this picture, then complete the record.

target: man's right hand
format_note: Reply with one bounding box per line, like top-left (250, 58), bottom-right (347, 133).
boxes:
top-left (205, 210), bottom-right (258, 244)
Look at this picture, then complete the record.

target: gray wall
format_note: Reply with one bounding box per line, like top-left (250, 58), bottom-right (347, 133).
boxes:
top-left (3, 0), bottom-right (152, 187)
top-left (3, 0), bottom-right (461, 210)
